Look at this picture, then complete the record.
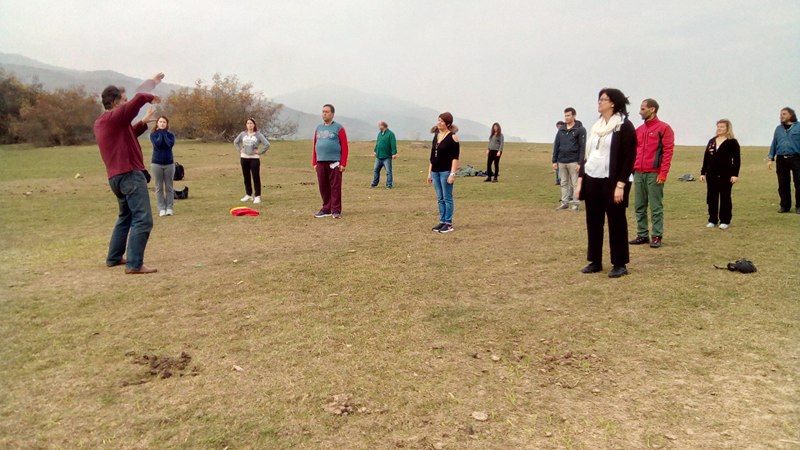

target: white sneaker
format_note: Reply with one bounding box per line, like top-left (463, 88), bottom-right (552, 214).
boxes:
top-left (159, 210), bottom-right (166, 217)
top-left (253, 196), bottom-right (262, 204)
top-left (240, 195), bottom-right (253, 202)
top-left (706, 222), bottom-right (715, 228)
top-left (165, 208), bottom-right (174, 216)
top-left (719, 223), bottom-right (729, 230)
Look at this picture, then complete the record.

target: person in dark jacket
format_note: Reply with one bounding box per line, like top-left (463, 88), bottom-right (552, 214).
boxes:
top-left (428, 112), bottom-right (460, 233)
top-left (700, 119), bottom-right (741, 229)
top-left (150, 116), bottom-right (176, 217)
top-left (552, 108), bottom-right (586, 210)
top-left (767, 107), bottom-right (800, 213)
top-left (484, 122), bottom-right (504, 182)
top-left (574, 88), bottom-right (637, 278)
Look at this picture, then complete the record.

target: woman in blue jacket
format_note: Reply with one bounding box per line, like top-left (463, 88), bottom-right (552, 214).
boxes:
top-left (150, 116), bottom-right (176, 216)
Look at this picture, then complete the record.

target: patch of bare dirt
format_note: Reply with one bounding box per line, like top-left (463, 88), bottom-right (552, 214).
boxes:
top-left (122, 351), bottom-right (198, 386)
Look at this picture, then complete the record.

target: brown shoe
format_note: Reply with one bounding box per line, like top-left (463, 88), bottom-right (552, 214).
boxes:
top-left (106, 258), bottom-right (127, 267)
top-left (125, 265), bottom-right (157, 274)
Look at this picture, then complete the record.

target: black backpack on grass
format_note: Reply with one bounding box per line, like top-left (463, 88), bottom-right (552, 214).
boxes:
top-left (174, 162), bottom-right (185, 181)
top-left (714, 259), bottom-right (757, 273)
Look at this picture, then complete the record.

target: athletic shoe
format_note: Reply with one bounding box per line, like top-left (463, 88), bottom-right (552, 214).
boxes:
top-left (241, 195), bottom-right (253, 202)
top-left (253, 196), bottom-right (262, 204)
top-left (581, 262), bottom-right (603, 274)
top-left (332, 212), bottom-right (342, 219)
top-left (165, 208), bottom-right (173, 216)
top-left (570, 204), bottom-right (579, 211)
top-left (484, 178), bottom-right (492, 182)
top-left (719, 223), bottom-right (729, 230)
top-left (778, 208), bottom-right (790, 213)
top-left (314, 210), bottom-right (331, 218)
top-left (438, 223), bottom-right (454, 233)
top-left (370, 184), bottom-right (377, 188)
top-left (386, 186), bottom-right (393, 189)
top-left (629, 236), bottom-right (650, 245)
top-left (706, 222), bottom-right (716, 228)
top-left (492, 178), bottom-right (498, 183)
top-left (608, 265), bottom-right (629, 278)
top-left (431, 222), bottom-right (445, 232)
top-left (649, 236), bottom-right (662, 248)
top-left (555, 203), bottom-right (569, 210)
top-left (159, 210), bottom-right (166, 217)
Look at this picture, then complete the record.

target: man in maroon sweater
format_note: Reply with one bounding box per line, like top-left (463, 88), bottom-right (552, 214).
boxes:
top-left (94, 74), bottom-right (162, 274)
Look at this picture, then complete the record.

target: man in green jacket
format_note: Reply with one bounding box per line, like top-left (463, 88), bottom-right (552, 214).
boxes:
top-left (371, 121), bottom-right (398, 188)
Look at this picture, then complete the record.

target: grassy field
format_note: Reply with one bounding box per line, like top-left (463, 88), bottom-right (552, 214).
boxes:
top-left (0, 138), bottom-right (798, 449)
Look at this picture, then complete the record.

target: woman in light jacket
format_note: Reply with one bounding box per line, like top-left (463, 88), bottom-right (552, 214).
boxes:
top-left (700, 119), bottom-right (741, 229)
top-left (484, 122), bottom-right (504, 182)
top-left (233, 118), bottom-right (270, 204)
top-left (574, 88), bottom-right (637, 278)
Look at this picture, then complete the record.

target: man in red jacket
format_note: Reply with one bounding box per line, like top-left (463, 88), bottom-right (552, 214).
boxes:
top-left (629, 98), bottom-right (675, 248)
top-left (94, 74), bottom-right (163, 273)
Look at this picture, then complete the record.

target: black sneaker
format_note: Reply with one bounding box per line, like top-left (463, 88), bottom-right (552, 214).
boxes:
top-left (778, 208), bottom-right (790, 213)
top-left (314, 210), bottom-right (332, 218)
top-left (492, 178), bottom-right (498, 183)
top-left (629, 236), bottom-right (650, 245)
top-left (332, 212), bottom-right (342, 219)
top-left (484, 178), bottom-right (492, 182)
top-left (581, 262), bottom-right (603, 274)
top-left (432, 222), bottom-right (445, 232)
top-left (438, 223), bottom-right (454, 233)
top-left (608, 265), bottom-right (629, 278)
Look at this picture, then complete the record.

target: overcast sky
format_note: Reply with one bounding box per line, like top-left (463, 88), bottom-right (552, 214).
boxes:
top-left (1, 0), bottom-right (798, 145)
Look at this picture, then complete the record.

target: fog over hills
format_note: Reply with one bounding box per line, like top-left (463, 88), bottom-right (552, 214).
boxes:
top-left (1, 52), bottom-right (519, 142)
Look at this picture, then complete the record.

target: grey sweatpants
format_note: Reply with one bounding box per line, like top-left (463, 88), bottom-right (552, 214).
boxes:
top-left (151, 163), bottom-right (175, 211)
top-left (558, 162), bottom-right (580, 205)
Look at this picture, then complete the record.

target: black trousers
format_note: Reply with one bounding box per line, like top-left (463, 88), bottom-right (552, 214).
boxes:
top-left (240, 157), bottom-right (261, 196)
top-left (706, 174), bottom-right (733, 224)
top-left (486, 150), bottom-right (500, 178)
top-left (776, 154), bottom-right (800, 210)
top-left (583, 175), bottom-right (629, 267)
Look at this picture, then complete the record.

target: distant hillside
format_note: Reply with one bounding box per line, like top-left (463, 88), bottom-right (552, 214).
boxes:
top-left (0, 52), bottom-right (519, 142)
top-left (275, 84), bottom-right (525, 142)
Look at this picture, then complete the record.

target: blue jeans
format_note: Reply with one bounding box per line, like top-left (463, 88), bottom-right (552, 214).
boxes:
top-left (107, 171), bottom-right (153, 269)
top-left (431, 170), bottom-right (454, 224)
top-left (371, 157), bottom-right (393, 187)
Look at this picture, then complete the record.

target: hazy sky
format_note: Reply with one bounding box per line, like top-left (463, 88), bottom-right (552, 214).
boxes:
top-left (1, 0), bottom-right (798, 145)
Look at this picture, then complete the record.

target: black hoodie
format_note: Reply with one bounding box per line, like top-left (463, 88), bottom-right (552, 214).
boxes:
top-left (552, 120), bottom-right (586, 164)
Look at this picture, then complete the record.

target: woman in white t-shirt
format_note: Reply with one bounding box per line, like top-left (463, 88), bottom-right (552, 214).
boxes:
top-left (233, 118), bottom-right (270, 204)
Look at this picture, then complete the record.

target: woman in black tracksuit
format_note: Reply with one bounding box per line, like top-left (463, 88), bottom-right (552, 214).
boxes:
top-left (700, 119), bottom-right (741, 229)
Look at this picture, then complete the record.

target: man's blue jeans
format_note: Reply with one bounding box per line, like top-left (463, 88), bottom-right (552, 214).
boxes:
top-left (431, 170), bottom-right (454, 224)
top-left (371, 157), bottom-right (393, 187)
top-left (107, 171), bottom-right (153, 269)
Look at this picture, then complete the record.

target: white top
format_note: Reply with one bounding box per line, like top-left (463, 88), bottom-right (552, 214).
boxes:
top-left (584, 133), bottom-right (612, 178)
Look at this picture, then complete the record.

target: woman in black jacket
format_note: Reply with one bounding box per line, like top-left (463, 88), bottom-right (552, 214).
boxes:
top-left (574, 88), bottom-right (637, 278)
top-left (700, 119), bottom-right (741, 229)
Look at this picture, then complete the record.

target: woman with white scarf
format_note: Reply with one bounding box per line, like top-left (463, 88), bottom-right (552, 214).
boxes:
top-left (574, 88), bottom-right (637, 278)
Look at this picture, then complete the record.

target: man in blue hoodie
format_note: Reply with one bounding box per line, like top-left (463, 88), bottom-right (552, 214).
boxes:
top-left (768, 107), bottom-right (800, 213)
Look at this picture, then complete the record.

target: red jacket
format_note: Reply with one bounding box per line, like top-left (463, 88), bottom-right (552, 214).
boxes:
top-left (634, 117), bottom-right (675, 180)
top-left (93, 93), bottom-right (154, 179)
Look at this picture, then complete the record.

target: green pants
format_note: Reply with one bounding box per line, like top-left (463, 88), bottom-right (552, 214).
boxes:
top-left (634, 172), bottom-right (664, 238)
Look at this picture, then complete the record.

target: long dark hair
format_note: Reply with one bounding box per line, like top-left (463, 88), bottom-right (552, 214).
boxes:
top-left (782, 107), bottom-right (797, 123)
top-left (598, 88), bottom-right (630, 117)
top-left (151, 115), bottom-right (169, 133)
top-left (490, 122), bottom-right (502, 138)
top-left (246, 117), bottom-right (258, 132)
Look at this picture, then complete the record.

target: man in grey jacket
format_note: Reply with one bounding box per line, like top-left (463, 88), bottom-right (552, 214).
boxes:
top-left (552, 107), bottom-right (586, 210)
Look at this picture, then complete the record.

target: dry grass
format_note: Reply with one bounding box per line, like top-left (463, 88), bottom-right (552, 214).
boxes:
top-left (0, 139), bottom-right (798, 449)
